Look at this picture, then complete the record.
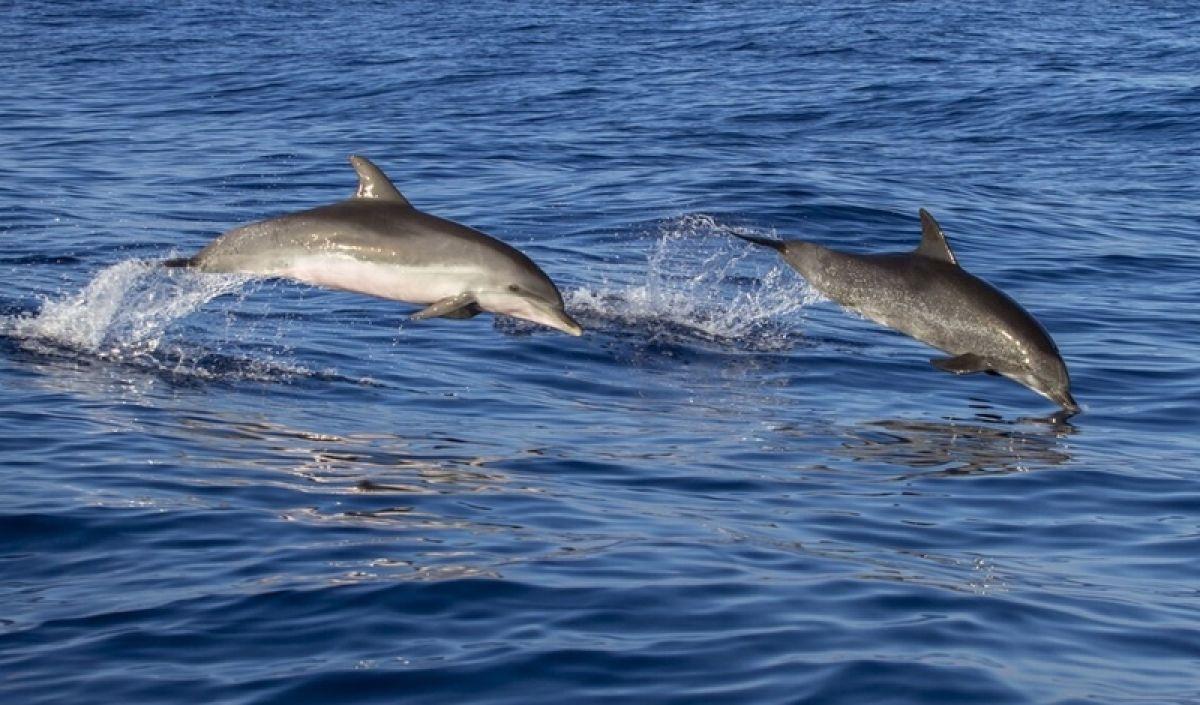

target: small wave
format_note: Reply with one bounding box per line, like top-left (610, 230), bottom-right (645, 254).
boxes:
top-left (7, 258), bottom-right (250, 357)
top-left (0, 254), bottom-right (83, 266)
top-left (564, 214), bottom-right (820, 351)
top-left (0, 259), bottom-right (375, 386)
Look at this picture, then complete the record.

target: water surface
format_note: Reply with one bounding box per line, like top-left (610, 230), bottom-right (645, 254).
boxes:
top-left (2, 2), bottom-right (1199, 703)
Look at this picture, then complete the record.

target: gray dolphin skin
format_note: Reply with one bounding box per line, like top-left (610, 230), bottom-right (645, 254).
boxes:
top-left (165, 155), bottom-right (582, 336)
top-left (736, 210), bottom-right (1078, 413)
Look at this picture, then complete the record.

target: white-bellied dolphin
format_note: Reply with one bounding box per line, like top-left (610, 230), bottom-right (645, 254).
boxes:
top-left (165, 155), bottom-right (582, 336)
top-left (736, 209), bottom-right (1078, 412)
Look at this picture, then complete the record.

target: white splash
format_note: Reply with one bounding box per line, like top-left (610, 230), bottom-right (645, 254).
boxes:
top-left (9, 259), bottom-right (251, 358)
top-left (565, 214), bottom-right (821, 350)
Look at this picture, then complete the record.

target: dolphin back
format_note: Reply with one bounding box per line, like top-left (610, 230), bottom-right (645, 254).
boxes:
top-left (733, 233), bottom-right (787, 252)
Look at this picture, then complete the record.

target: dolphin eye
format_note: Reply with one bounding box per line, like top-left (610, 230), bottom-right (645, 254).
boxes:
top-left (508, 284), bottom-right (520, 292)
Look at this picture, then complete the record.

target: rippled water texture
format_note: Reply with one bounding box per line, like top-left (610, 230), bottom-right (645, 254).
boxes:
top-left (2, 2), bottom-right (1199, 704)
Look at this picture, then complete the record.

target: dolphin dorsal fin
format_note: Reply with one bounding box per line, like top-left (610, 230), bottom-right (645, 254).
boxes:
top-left (915, 208), bottom-right (958, 265)
top-left (349, 155), bottom-right (413, 206)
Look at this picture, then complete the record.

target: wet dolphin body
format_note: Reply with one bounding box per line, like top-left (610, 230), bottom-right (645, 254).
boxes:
top-left (166, 156), bottom-right (582, 336)
top-left (736, 210), bottom-right (1078, 412)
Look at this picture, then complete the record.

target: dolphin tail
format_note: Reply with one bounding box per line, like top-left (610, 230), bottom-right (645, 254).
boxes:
top-left (162, 256), bottom-right (197, 268)
top-left (733, 233), bottom-right (787, 252)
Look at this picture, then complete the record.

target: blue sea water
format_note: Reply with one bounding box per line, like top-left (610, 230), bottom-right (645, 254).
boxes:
top-left (2, 1), bottom-right (1199, 703)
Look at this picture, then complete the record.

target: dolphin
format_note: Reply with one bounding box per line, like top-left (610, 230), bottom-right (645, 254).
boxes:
top-left (736, 209), bottom-right (1078, 413)
top-left (164, 155), bottom-right (582, 336)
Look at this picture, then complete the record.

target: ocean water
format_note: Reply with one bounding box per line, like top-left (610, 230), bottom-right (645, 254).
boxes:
top-left (2, 2), bottom-right (1199, 703)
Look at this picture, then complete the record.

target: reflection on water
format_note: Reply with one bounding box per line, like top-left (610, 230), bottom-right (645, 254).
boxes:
top-left (171, 414), bottom-right (544, 585)
top-left (836, 413), bottom-right (1075, 478)
top-left (172, 414), bottom-right (528, 496)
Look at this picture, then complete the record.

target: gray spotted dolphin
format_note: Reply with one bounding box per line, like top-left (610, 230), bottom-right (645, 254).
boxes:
top-left (736, 209), bottom-right (1078, 413)
top-left (166, 155), bottom-right (582, 336)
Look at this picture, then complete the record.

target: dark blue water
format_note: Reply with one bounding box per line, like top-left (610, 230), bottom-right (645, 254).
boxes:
top-left (2, 2), bottom-right (1199, 703)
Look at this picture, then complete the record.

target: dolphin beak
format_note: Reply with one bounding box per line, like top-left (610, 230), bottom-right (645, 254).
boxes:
top-left (518, 297), bottom-right (584, 336)
top-left (1055, 391), bottom-right (1080, 415)
top-left (544, 308), bottom-right (584, 337)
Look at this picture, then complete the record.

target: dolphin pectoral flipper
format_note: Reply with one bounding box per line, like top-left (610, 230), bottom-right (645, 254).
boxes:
top-left (931, 353), bottom-right (993, 375)
top-left (439, 304), bottom-right (483, 319)
top-left (411, 293), bottom-right (481, 320)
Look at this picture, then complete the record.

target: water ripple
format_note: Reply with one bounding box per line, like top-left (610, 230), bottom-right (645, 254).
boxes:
top-left (2, 2), bottom-right (1199, 704)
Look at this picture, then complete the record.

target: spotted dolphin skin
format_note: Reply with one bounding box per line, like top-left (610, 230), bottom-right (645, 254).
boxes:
top-left (166, 155), bottom-right (582, 336)
top-left (736, 210), bottom-right (1078, 413)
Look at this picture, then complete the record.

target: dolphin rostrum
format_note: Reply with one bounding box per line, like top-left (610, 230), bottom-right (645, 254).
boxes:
top-left (165, 155), bottom-right (582, 336)
top-left (736, 209), bottom-right (1078, 412)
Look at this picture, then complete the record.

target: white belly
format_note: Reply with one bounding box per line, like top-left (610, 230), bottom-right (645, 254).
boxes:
top-left (278, 254), bottom-right (486, 304)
